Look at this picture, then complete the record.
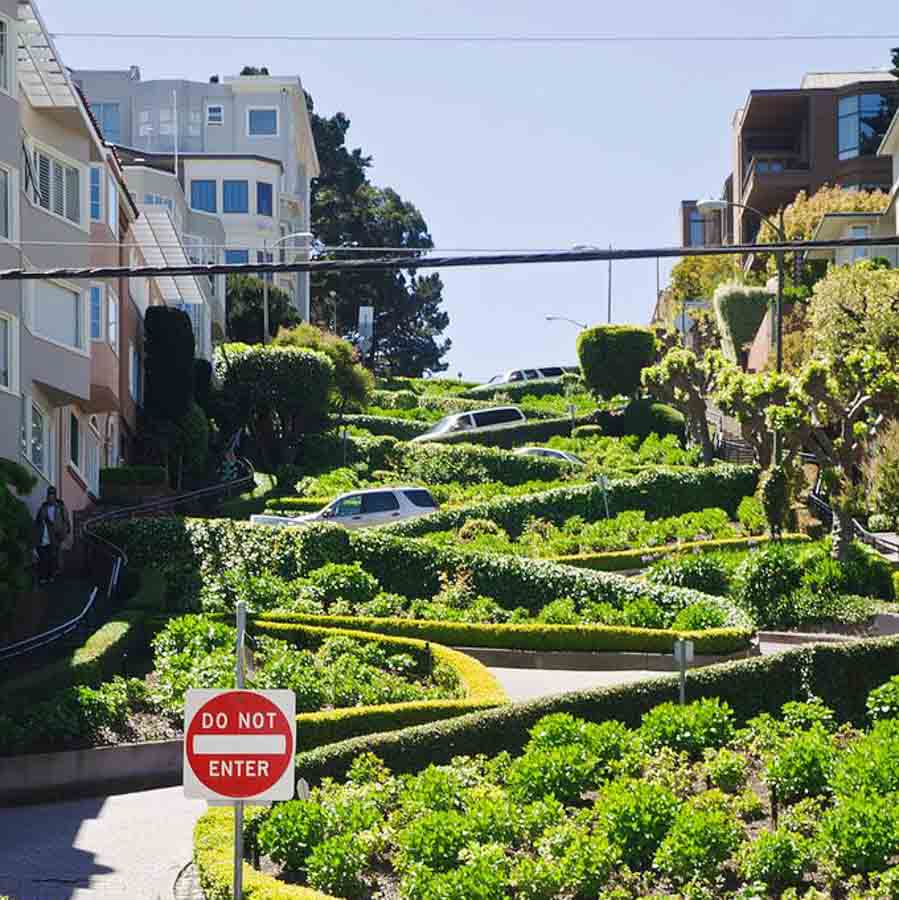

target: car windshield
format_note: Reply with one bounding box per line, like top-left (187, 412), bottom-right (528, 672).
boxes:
top-left (424, 415), bottom-right (464, 436)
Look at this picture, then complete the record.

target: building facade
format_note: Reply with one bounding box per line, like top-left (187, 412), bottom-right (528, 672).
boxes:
top-left (70, 67), bottom-right (320, 320)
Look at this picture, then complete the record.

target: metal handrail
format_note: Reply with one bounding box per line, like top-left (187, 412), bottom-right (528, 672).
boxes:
top-left (0, 457), bottom-right (255, 665)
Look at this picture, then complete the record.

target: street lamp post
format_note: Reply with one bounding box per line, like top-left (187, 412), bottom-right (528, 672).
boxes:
top-left (262, 231), bottom-right (314, 344)
top-left (545, 314), bottom-right (588, 330)
top-left (696, 198), bottom-right (786, 464)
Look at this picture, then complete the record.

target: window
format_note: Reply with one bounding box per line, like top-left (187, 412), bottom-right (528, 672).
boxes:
top-left (223, 180), bottom-right (249, 213)
top-left (143, 193), bottom-right (174, 213)
top-left (32, 281), bottom-right (85, 351)
top-left (362, 492), bottom-right (400, 514)
top-left (0, 313), bottom-right (18, 393)
top-left (257, 181), bottom-right (273, 216)
top-left (225, 249), bottom-right (249, 265)
top-left (90, 285), bottom-right (104, 340)
top-left (32, 147), bottom-right (81, 225)
top-left (207, 105), bottom-right (224, 126)
top-left (248, 108), bottom-right (278, 137)
top-left (107, 290), bottom-right (118, 352)
top-left (90, 103), bottom-right (121, 144)
top-left (129, 341), bottom-right (142, 403)
top-left (190, 179), bottom-right (217, 213)
top-left (403, 489), bottom-right (437, 509)
top-left (0, 18), bottom-right (9, 94)
top-left (90, 167), bottom-right (102, 221)
top-left (31, 402), bottom-right (46, 472)
top-left (688, 210), bottom-right (706, 246)
top-left (838, 94), bottom-right (895, 160)
top-left (0, 165), bottom-right (9, 239)
top-left (851, 225), bottom-right (871, 261)
top-left (333, 495), bottom-right (362, 518)
top-left (473, 408), bottom-right (524, 428)
top-left (85, 418), bottom-right (100, 495)
top-left (69, 412), bottom-right (80, 469)
top-left (107, 174), bottom-right (118, 234)
top-left (256, 250), bottom-right (274, 283)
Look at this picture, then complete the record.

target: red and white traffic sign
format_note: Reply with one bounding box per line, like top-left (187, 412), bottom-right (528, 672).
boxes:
top-left (184, 689), bottom-right (296, 802)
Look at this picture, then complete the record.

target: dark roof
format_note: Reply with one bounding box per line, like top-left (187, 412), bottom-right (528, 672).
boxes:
top-left (112, 144), bottom-right (284, 171)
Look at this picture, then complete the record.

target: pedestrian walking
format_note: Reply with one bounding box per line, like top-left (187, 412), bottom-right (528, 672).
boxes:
top-left (34, 486), bottom-right (70, 584)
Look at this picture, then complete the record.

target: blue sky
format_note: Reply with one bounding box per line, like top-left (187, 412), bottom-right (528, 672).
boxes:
top-left (45, 1), bottom-right (898, 380)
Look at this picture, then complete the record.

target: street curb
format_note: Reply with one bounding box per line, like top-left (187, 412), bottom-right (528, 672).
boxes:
top-left (0, 738), bottom-right (182, 805)
top-left (453, 644), bottom-right (759, 671)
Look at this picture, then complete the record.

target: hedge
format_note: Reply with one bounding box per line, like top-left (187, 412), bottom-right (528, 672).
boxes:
top-left (577, 325), bottom-right (657, 399)
top-left (462, 378), bottom-right (569, 401)
top-left (252, 620), bottom-right (507, 750)
top-left (416, 415), bottom-right (594, 449)
top-left (342, 414), bottom-right (431, 440)
top-left (551, 533), bottom-right (811, 572)
top-left (99, 465), bottom-right (167, 487)
top-left (293, 636), bottom-right (899, 785)
top-left (95, 516), bottom-right (751, 629)
top-left (264, 497), bottom-right (326, 513)
top-left (383, 464), bottom-right (759, 538)
top-left (596, 398), bottom-right (686, 442)
top-left (257, 611), bottom-right (752, 656)
top-left (195, 808), bottom-right (335, 900)
top-left (0, 612), bottom-right (145, 713)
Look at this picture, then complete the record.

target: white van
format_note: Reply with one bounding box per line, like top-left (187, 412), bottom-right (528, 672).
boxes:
top-left (409, 406), bottom-right (526, 443)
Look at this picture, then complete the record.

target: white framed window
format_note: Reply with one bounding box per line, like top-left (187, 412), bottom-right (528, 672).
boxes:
top-left (0, 162), bottom-right (16, 241)
top-left (0, 15), bottom-right (12, 96)
top-left (27, 140), bottom-right (85, 229)
top-left (69, 410), bottom-right (81, 470)
top-left (28, 280), bottom-right (88, 354)
top-left (90, 284), bottom-right (104, 341)
top-left (0, 312), bottom-right (19, 395)
top-left (107, 173), bottom-right (118, 235)
top-left (21, 396), bottom-right (54, 481)
top-left (247, 107), bottom-right (279, 137)
top-left (107, 289), bottom-right (119, 353)
top-left (207, 104), bottom-right (224, 126)
top-left (851, 225), bottom-right (871, 261)
top-left (106, 415), bottom-right (119, 467)
top-left (129, 340), bottom-right (142, 403)
top-left (85, 416), bottom-right (101, 495)
top-left (90, 166), bottom-right (103, 222)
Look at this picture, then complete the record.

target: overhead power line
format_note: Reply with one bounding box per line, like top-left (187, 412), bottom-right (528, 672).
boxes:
top-left (50, 31), bottom-right (899, 44)
top-left (2, 235), bottom-right (897, 282)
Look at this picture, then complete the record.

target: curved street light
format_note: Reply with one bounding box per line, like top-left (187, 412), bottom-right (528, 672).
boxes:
top-left (696, 197), bottom-right (787, 463)
top-left (545, 314), bottom-right (587, 330)
top-left (262, 230), bottom-right (315, 343)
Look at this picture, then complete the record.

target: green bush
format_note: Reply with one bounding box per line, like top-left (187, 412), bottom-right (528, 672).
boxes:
top-left (649, 555), bottom-right (730, 596)
top-left (737, 496), bottom-right (767, 535)
top-left (306, 563), bottom-right (379, 606)
top-left (577, 325), bottom-right (657, 399)
top-left (257, 800), bottom-right (328, 875)
top-left (598, 398), bottom-right (686, 442)
top-left (594, 777), bottom-right (679, 868)
top-left (735, 543), bottom-right (803, 624)
top-left (342, 413), bottom-right (431, 440)
top-left (395, 809), bottom-right (470, 872)
top-left (571, 424), bottom-right (602, 439)
top-left (781, 697), bottom-right (836, 733)
top-left (703, 748), bottom-right (748, 794)
top-left (672, 602), bottom-right (729, 631)
top-left (832, 719), bottom-right (899, 797)
top-left (867, 675), bottom-right (899, 721)
top-left (99, 465), bottom-right (168, 486)
top-left (639, 699), bottom-right (735, 759)
top-left (462, 378), bottom-right (568, 401)
top-left (765, 727), bottom-right (836, 805)
top-left (818, 793), bottom-right (899, 874)
top-left (417, 415), bottom-right (594, 449)
top-left (653, 797), bottom-right (743, 885)
top-left (506, 744), bottom-right (599, 805)
top-left (738, 827), bottom-right (810, 889)
top-left (305, 834), bottom-right (367, 899)
top-left (869, 513), bottom-right (896, 532)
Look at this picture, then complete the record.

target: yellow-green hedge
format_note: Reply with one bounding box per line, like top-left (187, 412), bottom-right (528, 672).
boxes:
top-left (552, 533), bottom-right (812, 572)
top-left (256, 612), bottom-right (753, 656)
top-left (251, 619), bottom-right (507, 749)
top-left (263, 497), bottom-right (328, 513)
top-left (195, 807), bottom-right (335, 900)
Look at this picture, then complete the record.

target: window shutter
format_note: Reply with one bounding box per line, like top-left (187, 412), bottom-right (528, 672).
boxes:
top-left (65, 166), bottom-right (80, 223)
top-left (36, 151), bottom-right (50, 209)
top-left (51, 160), bottom-right (64, 216)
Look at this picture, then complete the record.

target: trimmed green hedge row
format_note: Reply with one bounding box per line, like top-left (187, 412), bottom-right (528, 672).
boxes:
top-left (0, 613), bottom-right (145, 713)
top-left (257, 611), bottom-right (752, 655)
top-left (383, 464), bottom-right (759, 538)
top-left (100, 465), bottom-right (168, 486)
top-left (462, 378), bottom-right (568, 400)
top-left (552, 533), bottom-right (811, 572)
top-left (293, 636), bottom-right (899, 785)
top-left (342, 414), bottom-right (431, 440)
top-left (264, 497), bottom-right (326, 513)
top-left (595, 399), bottom-right (686, 442)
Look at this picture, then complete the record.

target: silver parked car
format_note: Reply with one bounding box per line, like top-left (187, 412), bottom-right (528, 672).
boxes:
top-left (409, 406), bottom-right (526, 443)
top-left (250, 486), bottom-right (438, 529)
top-left (513, 446), bottom-right (585, 465)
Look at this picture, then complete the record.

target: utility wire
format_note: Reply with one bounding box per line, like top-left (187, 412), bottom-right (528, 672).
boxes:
top-left (51, 32), bottom-right (899, 44)
top-left (2, 235), bottom-right (897, 282)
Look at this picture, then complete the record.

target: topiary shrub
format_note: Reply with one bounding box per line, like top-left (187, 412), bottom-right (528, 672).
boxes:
top-left (759, 465), bottom-right (790, 537)
top-left (306, 563), bottom-right (379, 607)
top-left (735, 543), bottom-right (802, 625)
top-left (577, 325), bottom-right (657, 399)
top-left (737, 495), bottom-right (767, 535)
top-left (598, 398), bottom-right (686, 442)
top-left (713, 282), bottom-right (771, 364)
top-left (457, 518), bottom-right (504, 542)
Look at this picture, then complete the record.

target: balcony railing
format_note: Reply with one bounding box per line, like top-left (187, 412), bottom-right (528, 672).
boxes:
top-left (742, 156), bottom-right (810, 196)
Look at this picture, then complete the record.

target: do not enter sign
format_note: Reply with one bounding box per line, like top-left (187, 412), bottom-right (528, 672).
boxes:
top-left (184, 689), bottom-right (296, 802)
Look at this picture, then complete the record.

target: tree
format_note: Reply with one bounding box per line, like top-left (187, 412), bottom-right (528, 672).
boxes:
top-left (766, 349), bottom-right (899, 560)
top-left (807, 261), bottom-right (899, 365)
top-left (226, 274), bottom-right (300, 344)
top-left (689, 308), bottom-right (721, 357)
top-left (306, 93), bottom-right (451, 375)
top-left (273, 323), bottom-right (373, 421)
top-left (217, 344), bottom-right (334, 473)
top-left (756, 185), bottom-right (890, 280)
top-left (0, 458), bottom-right (37, 613)
top-left (641, 348), bottom-right (727, 465)
top-left (577, 325), bottom-right (657, 400)
top-left (668, 255), bottom-right (743, 305)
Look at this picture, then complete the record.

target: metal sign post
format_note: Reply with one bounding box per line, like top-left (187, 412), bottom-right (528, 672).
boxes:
top-left (234, 600), bottom-right (246, 900)
top-left (674, 638), bottom-right (694, 706)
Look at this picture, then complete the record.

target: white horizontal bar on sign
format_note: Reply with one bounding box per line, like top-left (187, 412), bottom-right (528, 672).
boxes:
top-left (193, 734), bottom-right (286, 755)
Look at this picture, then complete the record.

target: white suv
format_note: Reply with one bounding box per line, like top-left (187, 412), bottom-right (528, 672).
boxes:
top-left (250, 487), bottom-right (439, 530)
top-left (410, 406), bottom-right (526, 443)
